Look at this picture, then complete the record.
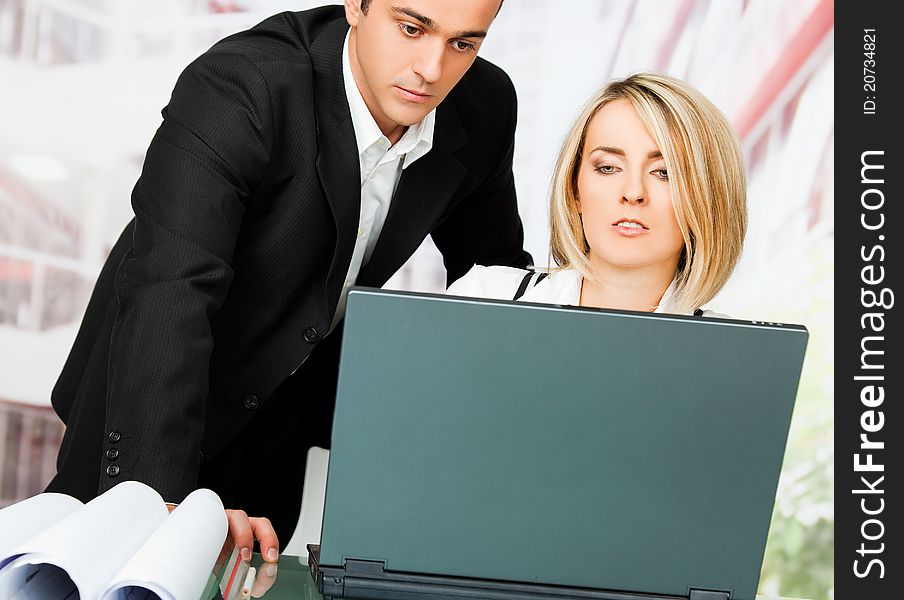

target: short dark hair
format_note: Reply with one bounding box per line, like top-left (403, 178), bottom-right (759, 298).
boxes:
top-left (359, 0), bottom-right (504, 17)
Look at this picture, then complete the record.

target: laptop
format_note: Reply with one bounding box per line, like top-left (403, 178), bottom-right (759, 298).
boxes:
top-left (308, 287), bottom-right (808, 600)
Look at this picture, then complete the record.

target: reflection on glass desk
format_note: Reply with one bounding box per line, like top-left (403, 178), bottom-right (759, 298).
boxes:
top-left (202, 553), bottom-right (315, 600)
top-left (201, 554), bottom-right (809, 600)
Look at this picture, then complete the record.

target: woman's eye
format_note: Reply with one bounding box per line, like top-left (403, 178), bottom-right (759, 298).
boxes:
top-left (652, 169), bottom-right (669, 181)
top-left (595, 165), bottom-right (616, 174)
top-left (400, 23), bottom-right (421, 37)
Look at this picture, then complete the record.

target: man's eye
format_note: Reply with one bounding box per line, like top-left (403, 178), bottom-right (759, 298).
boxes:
top-left (452, 40), bottom-right (476, 52)
top-left (400, 23), bottom-right (421, 37)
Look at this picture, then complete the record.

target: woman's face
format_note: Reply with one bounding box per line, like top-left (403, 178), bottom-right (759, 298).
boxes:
top-left (575, 98), bottom-right (685, 276)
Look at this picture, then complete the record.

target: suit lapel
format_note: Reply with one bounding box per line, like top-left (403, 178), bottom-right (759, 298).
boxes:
top-left (357, 103), bottom-right (468, 286)
top-left (306, 18), bottom-right (472, 290)
top-left (309, 18), bottom-right (361, 308)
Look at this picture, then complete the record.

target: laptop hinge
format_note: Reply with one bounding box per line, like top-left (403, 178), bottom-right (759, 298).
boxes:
top-left (344, 558), bottom-right (387, 577)
top-left (689, 589), bottom-right (730, 600)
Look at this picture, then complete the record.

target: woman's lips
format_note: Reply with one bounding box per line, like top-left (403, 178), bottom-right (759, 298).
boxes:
top-left (611, 220), bottom-right (648, 237)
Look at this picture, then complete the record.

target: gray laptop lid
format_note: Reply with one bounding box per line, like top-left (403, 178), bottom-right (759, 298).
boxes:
top-left (320, 288), bottom-right (808, 600)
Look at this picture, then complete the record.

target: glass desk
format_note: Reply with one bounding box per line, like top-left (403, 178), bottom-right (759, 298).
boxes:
top-left (203, 554), bottom-right (808, 600)
top-left (245, 555), bottom-right (318, 600)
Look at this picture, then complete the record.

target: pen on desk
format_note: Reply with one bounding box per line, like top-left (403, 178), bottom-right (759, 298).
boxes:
top-left (241, 566), bottom-right (257, 599)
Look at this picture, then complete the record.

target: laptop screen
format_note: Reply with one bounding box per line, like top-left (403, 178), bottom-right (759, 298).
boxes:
top-left (319, 288), bottom-right (808, 600)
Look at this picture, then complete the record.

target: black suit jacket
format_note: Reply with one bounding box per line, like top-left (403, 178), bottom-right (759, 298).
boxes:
top-left (48, 7), bottom-right (530, 504)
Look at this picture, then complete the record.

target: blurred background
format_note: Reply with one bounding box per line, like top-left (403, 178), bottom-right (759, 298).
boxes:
top-left (0, 0), bottom-right (833, 598)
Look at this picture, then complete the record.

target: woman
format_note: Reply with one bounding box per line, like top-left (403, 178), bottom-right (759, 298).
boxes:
top-left (448, 73), bottom-right (747, 315)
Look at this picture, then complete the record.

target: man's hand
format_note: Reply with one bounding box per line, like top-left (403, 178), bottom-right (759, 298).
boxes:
top-left (166, 503), bottom-right (280, 563)
top-left (225, 509), bottom-right (280, 563)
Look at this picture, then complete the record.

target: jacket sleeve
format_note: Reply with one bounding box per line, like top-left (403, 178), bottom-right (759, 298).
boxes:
top-left (99, 50), bottom-right (273, 501)
top-left (430, 71), bottom-right (532, 286)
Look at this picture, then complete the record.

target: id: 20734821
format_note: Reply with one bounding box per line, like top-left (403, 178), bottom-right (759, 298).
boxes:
top-left (863, 29), bottom-right (877, 115)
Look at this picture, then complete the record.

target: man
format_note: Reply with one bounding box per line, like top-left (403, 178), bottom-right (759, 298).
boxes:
top-left (46, 0), bottom-right (530, 562)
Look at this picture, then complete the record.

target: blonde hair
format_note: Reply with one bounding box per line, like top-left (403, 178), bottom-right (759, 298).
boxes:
top-left (549, 72), bottom-right (747, 313)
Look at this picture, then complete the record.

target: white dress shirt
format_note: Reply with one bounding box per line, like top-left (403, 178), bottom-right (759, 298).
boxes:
top-left (331, 31), bottom-right (437, 330)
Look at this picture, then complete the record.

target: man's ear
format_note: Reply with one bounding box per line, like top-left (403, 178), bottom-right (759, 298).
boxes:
top-left (344, 0), bottom-right (364, 27)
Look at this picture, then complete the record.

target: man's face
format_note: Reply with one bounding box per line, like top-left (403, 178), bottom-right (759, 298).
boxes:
top-left (345, 0), bottom-right (500, 139)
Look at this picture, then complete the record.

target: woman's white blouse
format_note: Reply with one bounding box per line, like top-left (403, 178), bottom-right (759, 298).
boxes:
top-left (446, 265), bottom-right (724, 317)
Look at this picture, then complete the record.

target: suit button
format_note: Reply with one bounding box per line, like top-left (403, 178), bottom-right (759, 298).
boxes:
top-left (108, 431), bottom-right (122, 443)
top-left (303, 327), bottom-right (319, 344)
top-left (106, 465), bottom-right (121, 477)
top-left (106, 449), bottom-right (119, 460)
top-left (243, 395), bottom-right (259, 410)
